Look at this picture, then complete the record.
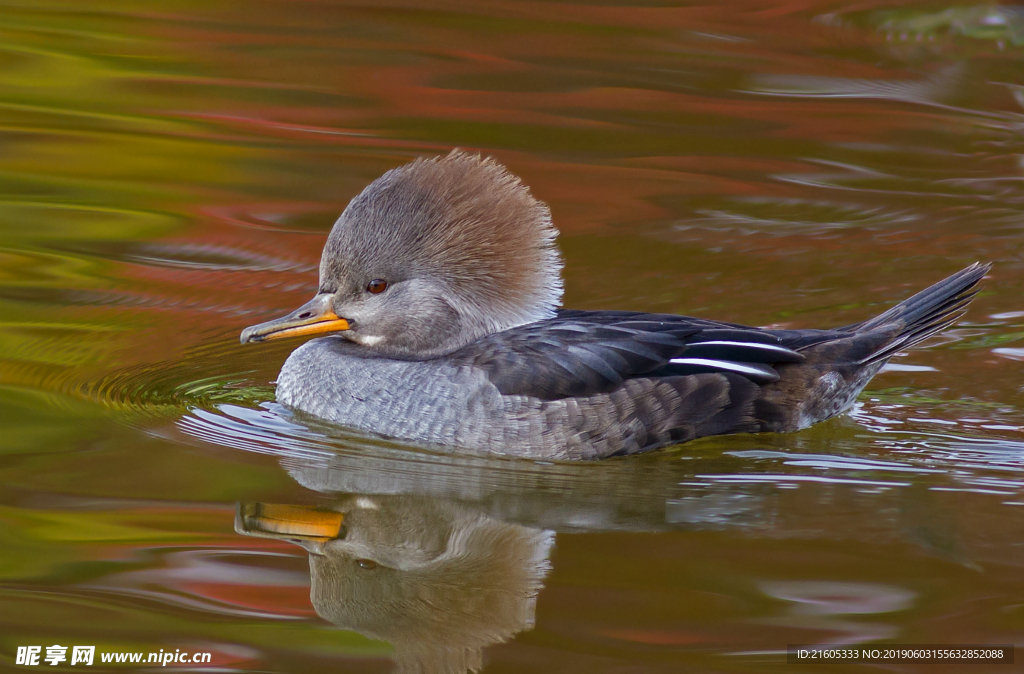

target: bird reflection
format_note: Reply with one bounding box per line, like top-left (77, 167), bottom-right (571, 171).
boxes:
top-left (226, 420), bottom-right (971, 674)
top-left (236, 495), bottom-right (553, 674)
top-left (231, 446), bottom-right (697, 674)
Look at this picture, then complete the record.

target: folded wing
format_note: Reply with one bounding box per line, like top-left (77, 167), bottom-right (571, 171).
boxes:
top-left (459, 311), bottom-right (811, 401)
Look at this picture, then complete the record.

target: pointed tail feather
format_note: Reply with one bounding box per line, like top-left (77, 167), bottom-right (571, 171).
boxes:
top-left (847, 262), bottom-right (990, 364)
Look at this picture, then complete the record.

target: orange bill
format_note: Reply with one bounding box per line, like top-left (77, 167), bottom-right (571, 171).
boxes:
top-left (240, 293), bottom-right (349, 344)
top-left (235, 502), bottom-right (346, 542)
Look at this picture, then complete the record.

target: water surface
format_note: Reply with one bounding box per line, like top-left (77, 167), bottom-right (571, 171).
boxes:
top-left (2, 1), bottom-right (1024, 672)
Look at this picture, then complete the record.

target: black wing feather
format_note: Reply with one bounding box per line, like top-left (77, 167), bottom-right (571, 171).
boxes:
top-left (456, 310), bottom-right (806, 401)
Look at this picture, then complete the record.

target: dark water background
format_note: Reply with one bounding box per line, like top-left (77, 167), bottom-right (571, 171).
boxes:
top-left (3, 1), bottom-right (1024, 672)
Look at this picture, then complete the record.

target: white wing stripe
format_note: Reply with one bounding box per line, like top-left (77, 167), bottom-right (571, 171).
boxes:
top-left (669, 358), bottom-right (775, 377)
top-left (689, 341), bottom-right (796, 356)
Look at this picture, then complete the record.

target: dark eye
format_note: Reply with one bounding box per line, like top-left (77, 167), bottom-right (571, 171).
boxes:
top-left (366, 279), bottom-right (388, 294)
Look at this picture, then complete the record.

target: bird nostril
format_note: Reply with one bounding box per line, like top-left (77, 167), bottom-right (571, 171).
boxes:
top-left (297, 311), bottom-right (313, 319)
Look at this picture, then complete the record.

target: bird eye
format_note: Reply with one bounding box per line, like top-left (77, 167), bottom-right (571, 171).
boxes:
top-left (366, 279), bottom-right (388, 294)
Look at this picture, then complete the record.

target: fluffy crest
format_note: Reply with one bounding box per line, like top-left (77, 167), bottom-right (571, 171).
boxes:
top-left (322, 150), bottom-right (563, 334)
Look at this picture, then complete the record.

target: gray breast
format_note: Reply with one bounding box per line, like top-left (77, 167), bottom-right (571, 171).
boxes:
top-left (275, 337), bottom-right (653, 460)
top-left (277, 338), bottom-right (491, 448)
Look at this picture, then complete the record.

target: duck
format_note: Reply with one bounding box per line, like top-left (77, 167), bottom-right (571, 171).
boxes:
top-left (240, 150), bottom-right (989, 460)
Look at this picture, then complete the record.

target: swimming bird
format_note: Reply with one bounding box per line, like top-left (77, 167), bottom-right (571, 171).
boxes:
top-left (240, 150), bottom-right (989, 460)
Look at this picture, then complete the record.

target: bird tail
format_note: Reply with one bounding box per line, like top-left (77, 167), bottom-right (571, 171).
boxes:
top-left (845, 262), bottom-right (990, 365)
